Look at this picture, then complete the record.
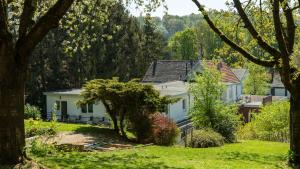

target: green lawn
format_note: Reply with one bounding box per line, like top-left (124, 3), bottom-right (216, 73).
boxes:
top-left (25, 120), bottom-right (96, 132)
top-left (30, 140), bottom-right (290, 169)
top-left (25, 121), bottom-right (290, 169)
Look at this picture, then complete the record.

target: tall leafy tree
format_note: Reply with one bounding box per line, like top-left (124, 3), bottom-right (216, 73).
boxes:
top-left (0, 0), bottom-right (74, 164)
top-left (168, 28), bottom-right (199, 60)
top-left (243, 63), bottom-right (270, 95)
top-left (0, 0), bottom-right (163, 164)
top-left (192, 0), bottom-right (300, 165)
top-left (140, 15), bottom-right (166, 72)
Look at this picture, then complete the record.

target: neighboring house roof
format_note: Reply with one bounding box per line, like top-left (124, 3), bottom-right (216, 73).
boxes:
top-left (44, 89), bottom-right (82, 95)
top-left (142, 60), bottom-right (198, 83)
top-left (142, 60), bottom-right (240, 84)
top-left (271, 73), bottom-right (284, 88)
top-left (232, 69), bottom-right (248, 82)
top-left (205, 61), bottom-right (240, 84)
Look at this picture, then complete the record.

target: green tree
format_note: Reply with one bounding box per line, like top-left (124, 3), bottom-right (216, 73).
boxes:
top-left (168, 28), bottom-right (199, 60)
top-left (78, 78), bottom-right (175, 141)
top-left (243, 63), bottom-right (270, 95)
top-left (140, 15), bottom-right (166, 73)
top-left (192, 0), bottom-right (300, 164)
top-left (189, 63), bottom-right (239, 142)
top-left (0, 0), bottom-right (164, 164)
top-left (0, 0), bottom-right (74, 164)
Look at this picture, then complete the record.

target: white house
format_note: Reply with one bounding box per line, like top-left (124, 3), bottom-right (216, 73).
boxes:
top-left (44, 60), bottom-right (241, 124)
top-left (142, 60), bottom-right (242, 103)
top-left (44, 90), bottom-right (107, 123)
top-left (44, 81), bottom-right (191, 124)
top-left (152, 81), bottom-right (192, 122)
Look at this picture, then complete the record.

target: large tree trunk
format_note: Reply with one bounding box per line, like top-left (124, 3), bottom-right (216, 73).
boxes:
top-left (0, 43), bottom-right (25, 164)
top-left (290, 94), bottom-right (300, 166)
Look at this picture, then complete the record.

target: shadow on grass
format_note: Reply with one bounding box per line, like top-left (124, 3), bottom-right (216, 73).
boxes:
top-left (36, 152), bottom-right (186, 169)
top-left (74, 126), bottom-right (116, 135)
top-left (73, 126), bottom-right (135, 144)
top-left (219, 151), bottom-right (287, 168)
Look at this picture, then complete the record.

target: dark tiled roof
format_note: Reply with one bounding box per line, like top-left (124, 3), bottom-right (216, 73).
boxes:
top-left (232, 69), bottom-right (248, 81)
top-left (142, 60), bottom-right (240, 84)
top-left (205, 61), bottom-right (240, 84)
top-left (142, 60), bottom-right (197, 83)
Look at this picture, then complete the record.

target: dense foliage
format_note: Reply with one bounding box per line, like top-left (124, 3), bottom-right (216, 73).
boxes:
top-left (150, 113), bottom-right (179, 146)
top-left (79, 78), bottom-right (176, 142)
top-left (24, 104), bottom-right (42, 120)
top-left (26, 1), bottom-right (166, 111)
top-left (243, 63), bottom-right (270, 95)
top-left (238, 101), bottom-right (290, 142)
top-left (25, 119), bottom-right (57, 138)
top-left (168, 28), bottom-right (199, 60)
top-left (189, 64), bottom-right (240, 142)
top-left (189, 129), bottom-right (224, 148)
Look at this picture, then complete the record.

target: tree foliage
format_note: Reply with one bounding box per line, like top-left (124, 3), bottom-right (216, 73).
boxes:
top-left (78, 78), bottom-right (176, 141)
top-left (168, 28), bottom-right (199, 60)
top-left (191, 0), bottom-right (300, 164)
top-left (238, 101), bottom-right (290, 142)
top-left (26, 2), bottom-right (166, 109)
top-left (243, 62), bottom-right (270, 95)
top-left (189, 63), bottom-right (239, 142)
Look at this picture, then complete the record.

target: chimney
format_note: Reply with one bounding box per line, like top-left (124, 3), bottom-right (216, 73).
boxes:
top-left (152, 60), bottom-right (157, 76)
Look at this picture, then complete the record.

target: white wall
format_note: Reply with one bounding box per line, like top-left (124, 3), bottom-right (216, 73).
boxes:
top-left (46, 92), bottom-right (192, 124)
top-left (46, 94), bottom-right (106, 123)
top-left (168, 94), bottom-right (190, 122)
top-left (224, 84), bottom-right (239, 103)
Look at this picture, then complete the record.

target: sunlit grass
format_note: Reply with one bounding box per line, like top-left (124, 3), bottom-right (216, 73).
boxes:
top-left (31, 140), bottom-right (290, 169)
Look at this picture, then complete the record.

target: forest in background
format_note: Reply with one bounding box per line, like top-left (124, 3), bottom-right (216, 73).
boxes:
top-left (26, 1), bottom-right (290, 114)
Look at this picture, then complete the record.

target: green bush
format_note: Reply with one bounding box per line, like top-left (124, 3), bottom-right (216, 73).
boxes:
top-left (237, 122), bottom-right (258, 140)
top-left (151, 113), bottom-right (179, 146)
top-left (25, 104), bottom-right (41, 120)
top-left (237, 101), bottom-right (289, 142)
top-left (25, 119), bottom-right (57, 138)
top-left (130, 113), bottom-right (154, 143)
top-left (29, 139), bottom-right (56, 157)
top-left (189, 129), bottom-right (224, 148)
top-left (213, 104), bottom-right (240, 143)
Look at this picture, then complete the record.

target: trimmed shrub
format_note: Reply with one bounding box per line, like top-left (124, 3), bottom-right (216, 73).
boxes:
top-left (189, 129), bottom-right (224, 148)
top-left (151, 113), bottom-right (179, 146)
top-left (25, 104), bottom-right (41, 120)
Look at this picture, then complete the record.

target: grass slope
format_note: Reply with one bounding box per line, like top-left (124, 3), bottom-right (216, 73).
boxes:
top-left (32, 140), bottom-right (290, 169)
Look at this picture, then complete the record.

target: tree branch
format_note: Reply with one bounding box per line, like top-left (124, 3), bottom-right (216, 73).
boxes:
top-left (273, 0), bottom-right (289, 56)
top-left (192, 0), bottom-right (277, 67)
top-left (18, 0), bottom-right (75, 58)
top-left (233, 0), bottom-right (281, 58)
top-left (280, 0), bottom-right (296, 54)
top-left (19, 0), bottom-right (37, 39)
top-left (273, 0), bottom-right (292, 90)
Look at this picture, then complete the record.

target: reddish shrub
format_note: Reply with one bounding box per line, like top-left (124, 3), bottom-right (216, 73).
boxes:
top-left (150, 113), bottom-right (179, 146)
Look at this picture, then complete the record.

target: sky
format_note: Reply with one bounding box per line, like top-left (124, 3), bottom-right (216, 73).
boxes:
top-left (129, 0), bottom-right (228, 17)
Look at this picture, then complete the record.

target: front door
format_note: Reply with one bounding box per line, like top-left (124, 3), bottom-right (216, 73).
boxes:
top-left (61, 101), bottom-right (68, 121)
